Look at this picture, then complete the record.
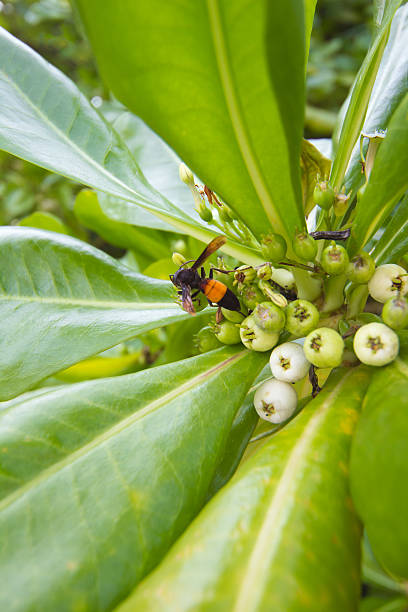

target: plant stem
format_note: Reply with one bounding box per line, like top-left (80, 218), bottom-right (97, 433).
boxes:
top-left (292, 268), bottom-right (323, 301)
top-left (346, 284), bottom-right (369, 319)
top-left (321, 274), bottom-right (347, 313)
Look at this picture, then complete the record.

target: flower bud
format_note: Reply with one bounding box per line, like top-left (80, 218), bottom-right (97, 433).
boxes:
top-left (257, 263), bottom-right (272, 281)
top-left (240, 315), bottom-right (279, 351)
top-left (221, 307), bottom-right (245, 323)
top-left (260, 233), bottom-right (287, 263)
top-left (253, 301), bottom-right (285, 332)
top-left (258, 280), bottom-right (288, 308)
top-left (346, 252), bottom-right (375, 284)
top-left (320, 242), bottom-right (350, 276)
top-left (254, 379), bottom-right (297, 423)
top-left (353, 322), bottom-right (399, 366)
top-left (240, 283), bottom-right (265, 310)
top-left (269, 342), bottom-right (310, 382)
top-left (234, 265), bottom-right (257, 285)
top-left (218, 205), bottom-right (233, 223)
top-left (196, 200), bottom-right (213, 223)
top-left (285, 299), bottom-right (319, 337)
top-left (172, 252), bottom-right (186, 267)
top-left (213, 320), bottom-right (241, 345)
top-left (179, 163), bottom-right (195, 186)
top-left (195, 326), bottom-right (222, 353)
top-left (368, 264), bottom-right (408, 304)
top-left (292, 230), bottom-right (318, 262)
top-left (303, 327), bottom-right (344, 368)
top-left (313, 181), bottom-right (335, 210)
top-left (382, 297), bottom-right (408, 330)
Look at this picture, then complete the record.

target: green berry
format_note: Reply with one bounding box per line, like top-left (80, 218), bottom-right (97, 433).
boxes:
top-left (368, 264), bottom-right (408, 303)
top-left (240, 283), bottom-right (265, 311)
top-left (257, 263), bottom-right (272, 281)
top-left (234, 266), bottom-right (257, 285)
top-left (214, 320), bottom-right (241, 345)
top-left (285, 299), bottom-right (319, 337)
top-left (260, 233), bottom-right (287, 263)
top-left (321, 242), bottom-right (350, 276)
top-left (269, 342), bottom-right (310, 382)
top-left (313, 181), bottom-right (335, 210)
top-left (253, 302), bottom-right (285, 332)
top-left (240, 315), bottom-right (279, 352)
top-left (303, 327), bottom-right (344, 368)
top-left (292, 230), bottom-right (318, 262)
top-left (353, 322), bottom-right (399, 366)
top-left (382, 297), bottom-right (408, 330)
top-left (346, 252), bottom-right (375, 284)
top-left (195, 326), bottom-right (222, 353)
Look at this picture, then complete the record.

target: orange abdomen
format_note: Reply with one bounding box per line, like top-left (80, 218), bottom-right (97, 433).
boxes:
top-left (201, 279), bottom-right (227, 303)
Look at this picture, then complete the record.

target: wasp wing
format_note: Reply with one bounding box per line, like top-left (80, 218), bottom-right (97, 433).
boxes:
top-left (181, 284), bottom-right (196, 315)
top-left (191, 236), bottom-right (226, 270)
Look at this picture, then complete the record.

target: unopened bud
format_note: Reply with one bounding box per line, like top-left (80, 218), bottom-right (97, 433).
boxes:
top-left (179, 163), bottom-right (195, 186)
top-left (196, 201), bottom-right (213, 223)
top-left (333, 192), bottom-right (350, 216)
top-left (234, 265), bottom-right (257, 285)
top-left (172, 252), bottom-right (186, 267)
top-left (260, 233), bottom-right (287, 263)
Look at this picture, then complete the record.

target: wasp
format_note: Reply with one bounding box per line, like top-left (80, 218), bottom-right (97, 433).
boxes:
top-left (170, 236), bottom-right (241, 315)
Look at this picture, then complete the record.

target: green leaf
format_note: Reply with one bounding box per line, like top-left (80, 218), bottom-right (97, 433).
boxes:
top-left (73, 189), bottom-right (170, 259)
top-left (370, 193), bottom-right (408, 265)
top-left (118, 367), bottom-right (371, 612)
top-left (349, 93), bottom-right (408, 254)
top-left (330, 0), bottom-right (402, 191)
top-left (73, 0), bottom-right (306, 243)
top-left (350, 348), bottom-right (408, 579)
top-left (0, 347), bottom-right (265, 612)
top-left (19, 211), bottom-right (73, 235)
top-left (304, 0), bottom-right (317, 64)
top-left (0, 227), bottom-right (193, 400)
top-left (345, 3), bottom-right (408, 193)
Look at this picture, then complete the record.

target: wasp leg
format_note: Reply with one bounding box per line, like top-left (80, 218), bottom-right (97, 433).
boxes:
top-left (191, 290), bottom-right (200, 299)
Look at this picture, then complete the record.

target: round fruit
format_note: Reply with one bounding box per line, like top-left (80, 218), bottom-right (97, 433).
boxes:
top-left (303, 327), bottom-right (344, 368)
top-left (269, 342), bottom-right (310, 382)
top-left (253, 379), bottom-right (298, 423)
top-left (285, 299), bottom-right (319, 337)
top-left (353, 322), bottom-right (399, 366)
top-left (368, 264), bottom-right (408, 304)
top-left (240, 316), bottom-right (279, 352)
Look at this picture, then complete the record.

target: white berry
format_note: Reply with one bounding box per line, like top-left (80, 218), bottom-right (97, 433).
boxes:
top-left (253, 379), bottom-right (298, 423)
top-left (368, 264), bottom-right (408, 304)
top-left (353, 322), bottom-right (399, 366)
top-left (269, 342), bottom-right (310, 382)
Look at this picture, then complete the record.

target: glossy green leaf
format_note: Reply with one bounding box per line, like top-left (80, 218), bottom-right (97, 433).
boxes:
top-left (0, 227), bottom-right (193, 400)
top-left (0, 346), bottom-right (265, 612)
top-left (304, 0), bottom-right (317, 63)
top-left (370, 193), bottom-right (408, 265)
top-left (73, 189), bottom-right (169, 260)
top-left (19, 211), bottom-right (72, 235)
top-left (301, 139), bottom-right (331, 216)
top-left (345, 3), bottom-right (408, 193)
top-left (73, 0), bottom-right (306, 243)
top-left (118, 367), bottom-right (371, 612)
top-left (359, 596), bottom-right (408, 612)
top-left (330, 0), bottom-right (402, 191)
top-left (349, 93), bottom-right (408, 254)
top-left (55, 352), bottom-right (146, 382)
top-left (350, 346), bottom-right (408, 579)
top-left (0, 27), bottom-right (196, 231)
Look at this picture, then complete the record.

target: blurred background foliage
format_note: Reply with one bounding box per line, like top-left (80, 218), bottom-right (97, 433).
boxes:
top-left (0, 0), bottom-right (371, 373)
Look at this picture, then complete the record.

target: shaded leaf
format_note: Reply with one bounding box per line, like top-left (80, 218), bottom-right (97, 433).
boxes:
top-left (370, 193), bottom-right (408, 265)
top-left (73, 0), bottom-right (306, 243)
top-left (0, 227), bottom-right (191, 400)
top-left (350, 346), bottom-right (408, 579)
top-left (19, 211), bottom-right (73, 235)
top-left (0, 346), bottom-right (265, 612)
top-left (349, 93), bottom-right (408, 254)
top-left (330, 0), bottom-right (402, 191)
top-left (118, 367), bottom-right (371, 612)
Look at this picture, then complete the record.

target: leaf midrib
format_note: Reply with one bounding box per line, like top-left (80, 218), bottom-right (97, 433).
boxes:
top-left (0, 294), bottom-right (177, 309)
top-left (0, 350), bottom-right (245, 513)
top-left (233, 370), bottom-right (353, 612)
top-left (205, 0), bottom-right (282, 234)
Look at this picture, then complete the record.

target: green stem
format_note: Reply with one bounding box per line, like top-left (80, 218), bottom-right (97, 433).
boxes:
top-left (321, 274), bottom-right (347, 313)
top-left (292, 269), bottom-right (323, 302)
top-left (346, 284), bottom-right (369, 319)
